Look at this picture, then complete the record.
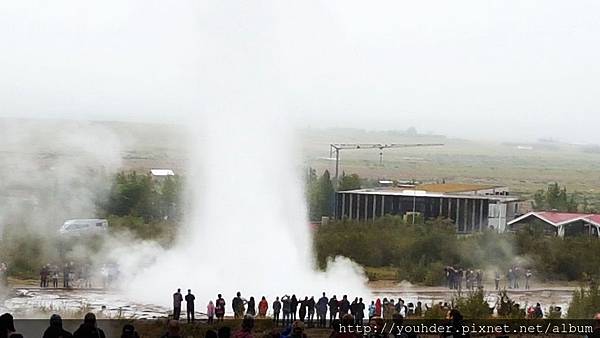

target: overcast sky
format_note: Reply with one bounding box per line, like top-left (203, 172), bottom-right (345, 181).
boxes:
top-left (1, 1), bottom-right (599, 143)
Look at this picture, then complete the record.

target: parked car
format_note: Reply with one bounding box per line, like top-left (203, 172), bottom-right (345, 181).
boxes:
top-left (59, 219), bottom-right (108, 236)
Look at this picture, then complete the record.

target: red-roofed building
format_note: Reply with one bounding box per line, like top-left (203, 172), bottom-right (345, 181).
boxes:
top-left (508, 211), bottom-right (600, 238)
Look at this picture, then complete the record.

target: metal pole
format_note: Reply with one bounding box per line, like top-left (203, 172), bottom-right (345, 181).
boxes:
top-left (412, 194), bottom-right (416, 224)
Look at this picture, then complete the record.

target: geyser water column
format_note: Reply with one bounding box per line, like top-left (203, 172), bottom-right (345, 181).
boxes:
top-left (125, 1), bottom-right (368, 306)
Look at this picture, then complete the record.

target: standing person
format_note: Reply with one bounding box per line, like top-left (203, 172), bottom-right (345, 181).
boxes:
top-left (73, 313), bottom-right (106, 338)
top-left (185, 289), bottom-right (195, 323)
top-left (307, 296), bottom-right (315, 327)
top-left (63, 263), bottom-right (70, 288)
top-left (233, 292), bottom-right (246, 319)
top-left (368, 301), bottom-right (375, 320)
top-left (339, 295), bottom-right (350, 316)
top-left (43, 314), bottom-right (72, 338)
top-left (290, 295), bottom-right (298, 322)
top-left (316, 293), bottom-right (328, 328)
top-left (52, 268), bottom-right (59, 289)
top-left (476, 270), bottom-right (483, 289)
top-left (207, 301), bottom-right (215, 324)
top-left (215, 294), bottom-right (226, 322)
top-left (514, 267), bottom-right (520, 289)
top-left (457, 269), bottom-right (464, 293)
top-left (272, 297), bottom-right (282, 326)
top-left (350, 298), bottom-right (358, 317)
top-left (356, 298), bottom-right (365, 325)
top-left (525, 269), bottom-right (532, 290)
top-left (173, 289), bottom-right (183, 321)
top-left (328, 295), bottom-right (338, 325)
top-left (298, 297), bottom-right (307, 322)
top-left (494, 271), bottom-right (501, 291)
top-left (40, 265), bottom-right (49, 288)
top-left (246, 296), bottom-right (256, 317)
top-left (375, 298), bottom-right (382, 317)
top-left (258, 297), bottom-right (268, 318)
top-left (281, 295), bottom-right (291, 326)
top-left (508, 268), bottom-right (514, 289)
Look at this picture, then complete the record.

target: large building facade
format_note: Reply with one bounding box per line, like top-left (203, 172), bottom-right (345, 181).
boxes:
top-left (335, 184), bottom-right (520, 233)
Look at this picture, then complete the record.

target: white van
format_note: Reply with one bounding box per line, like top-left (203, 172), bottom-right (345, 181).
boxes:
top-left (59, 219), bottom-right (108, 236)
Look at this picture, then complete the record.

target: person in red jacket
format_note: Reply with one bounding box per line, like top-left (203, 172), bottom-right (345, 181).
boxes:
top-left (258, 297), bottom-right (269, 318)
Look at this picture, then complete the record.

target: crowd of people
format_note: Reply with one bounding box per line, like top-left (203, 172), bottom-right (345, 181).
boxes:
top-left (444, 266), bottom-right (534, 292)
top-left (37, 263), bottom-right (119, 290)
top-left (172, 290), bottom-right (469, 326)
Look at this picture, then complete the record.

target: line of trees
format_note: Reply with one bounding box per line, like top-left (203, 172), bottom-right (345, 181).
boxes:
top-left (306, 169), bottom-right (364, 221)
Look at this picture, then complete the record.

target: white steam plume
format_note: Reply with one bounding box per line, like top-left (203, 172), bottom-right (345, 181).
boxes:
top-left (124, 1), bottom-right (368, 307)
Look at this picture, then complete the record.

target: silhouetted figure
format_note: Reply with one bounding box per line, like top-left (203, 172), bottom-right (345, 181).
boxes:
top-left (216, 294), bottom-right (226, 322)
top-left (185, 289), bottom-right (196, 323)
top-left (0, 313), bottom-right (18, 338)
top-left (246, 297), bottom-right (256, 316)
top-left (290, 295), bottom-right (298, 321)
top-left (307, 296), bottom-right (315, 326)
top-left (272, 297), bottom-right (281, 325)
top-left (73, 313), bottom-right (106, 338)
top-left (282, 295), bottom-right (291, 326)
top-left (356, 298), bottom-right (365, 325)
top-left (328, 295), bottom-right (339, 325)
top-left (233, 292), bottom-right (246, 319)
top-left (339, 295), bottom-right (350, 316)
top-left (299, 297), bottom-right (307, 322)
top-left (43, 314), bottom-right (73, 338)
top-left (173, 288), bottom-right (183, 320)
top-left (316, 293), bottom-right (328, 327)
top-left (121, 324), bottom-right (139, 338)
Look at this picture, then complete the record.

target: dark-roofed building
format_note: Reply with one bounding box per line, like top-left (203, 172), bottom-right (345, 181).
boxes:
top-left (336, 183), bottom-right (521, 233)
top-left (508, 211), bottom-right (600, 238)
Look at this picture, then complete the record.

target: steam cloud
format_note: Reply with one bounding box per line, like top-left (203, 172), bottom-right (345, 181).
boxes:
top-left (123, 1), bottom-right (369, 307)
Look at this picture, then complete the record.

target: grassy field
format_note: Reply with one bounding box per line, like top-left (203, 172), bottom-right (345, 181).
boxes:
top-left (3, 119), bottom-right (600, 208)
top-left (301, 129), bottom-right (600, 208)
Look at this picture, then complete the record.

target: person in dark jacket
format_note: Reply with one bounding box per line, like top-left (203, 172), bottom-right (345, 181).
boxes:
top-left (246, 297), bottom-right (256, 316)
top-left (339, 296), bottom-right (350, 316)
top-left (290, 295), bottom-right (298, 321)
top-left (282, 295), bottom-right (291, 326)
top-left (173, 289), bottom-right (183, 321)
top-left (356, 298), bottom-right (365, 325)
top-left (272, 297), bottom-right (282, 326)
top-left (307, 296), bottom-right (315, 327)
top-left (185, 289), bottom-right (196, 323)
top-left (328, 295), bottom-right (339, 325)
top-left (316, 293), bottom-right (328, 328)
top-left (73, 313), bottom-right (106, 338)
top-left (43, 314), bottom-right (73, 338)
top-left (298, 297), bottom-right (307, 322)
top-left (233, 292), bottom-right (246, 319)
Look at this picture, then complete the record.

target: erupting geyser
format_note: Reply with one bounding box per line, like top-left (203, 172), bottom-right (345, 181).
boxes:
top-left (124, 1), bottom-right (368, 307)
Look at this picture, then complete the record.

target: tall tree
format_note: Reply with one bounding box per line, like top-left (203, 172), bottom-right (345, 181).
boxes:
top-left (533, 182), bottom-right (578, 212)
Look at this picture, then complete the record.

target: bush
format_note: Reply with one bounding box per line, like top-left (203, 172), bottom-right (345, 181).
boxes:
top-left (568, 281), bottom-right (600, 319)
top-left (453, 290), bottom-right (492, 319)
